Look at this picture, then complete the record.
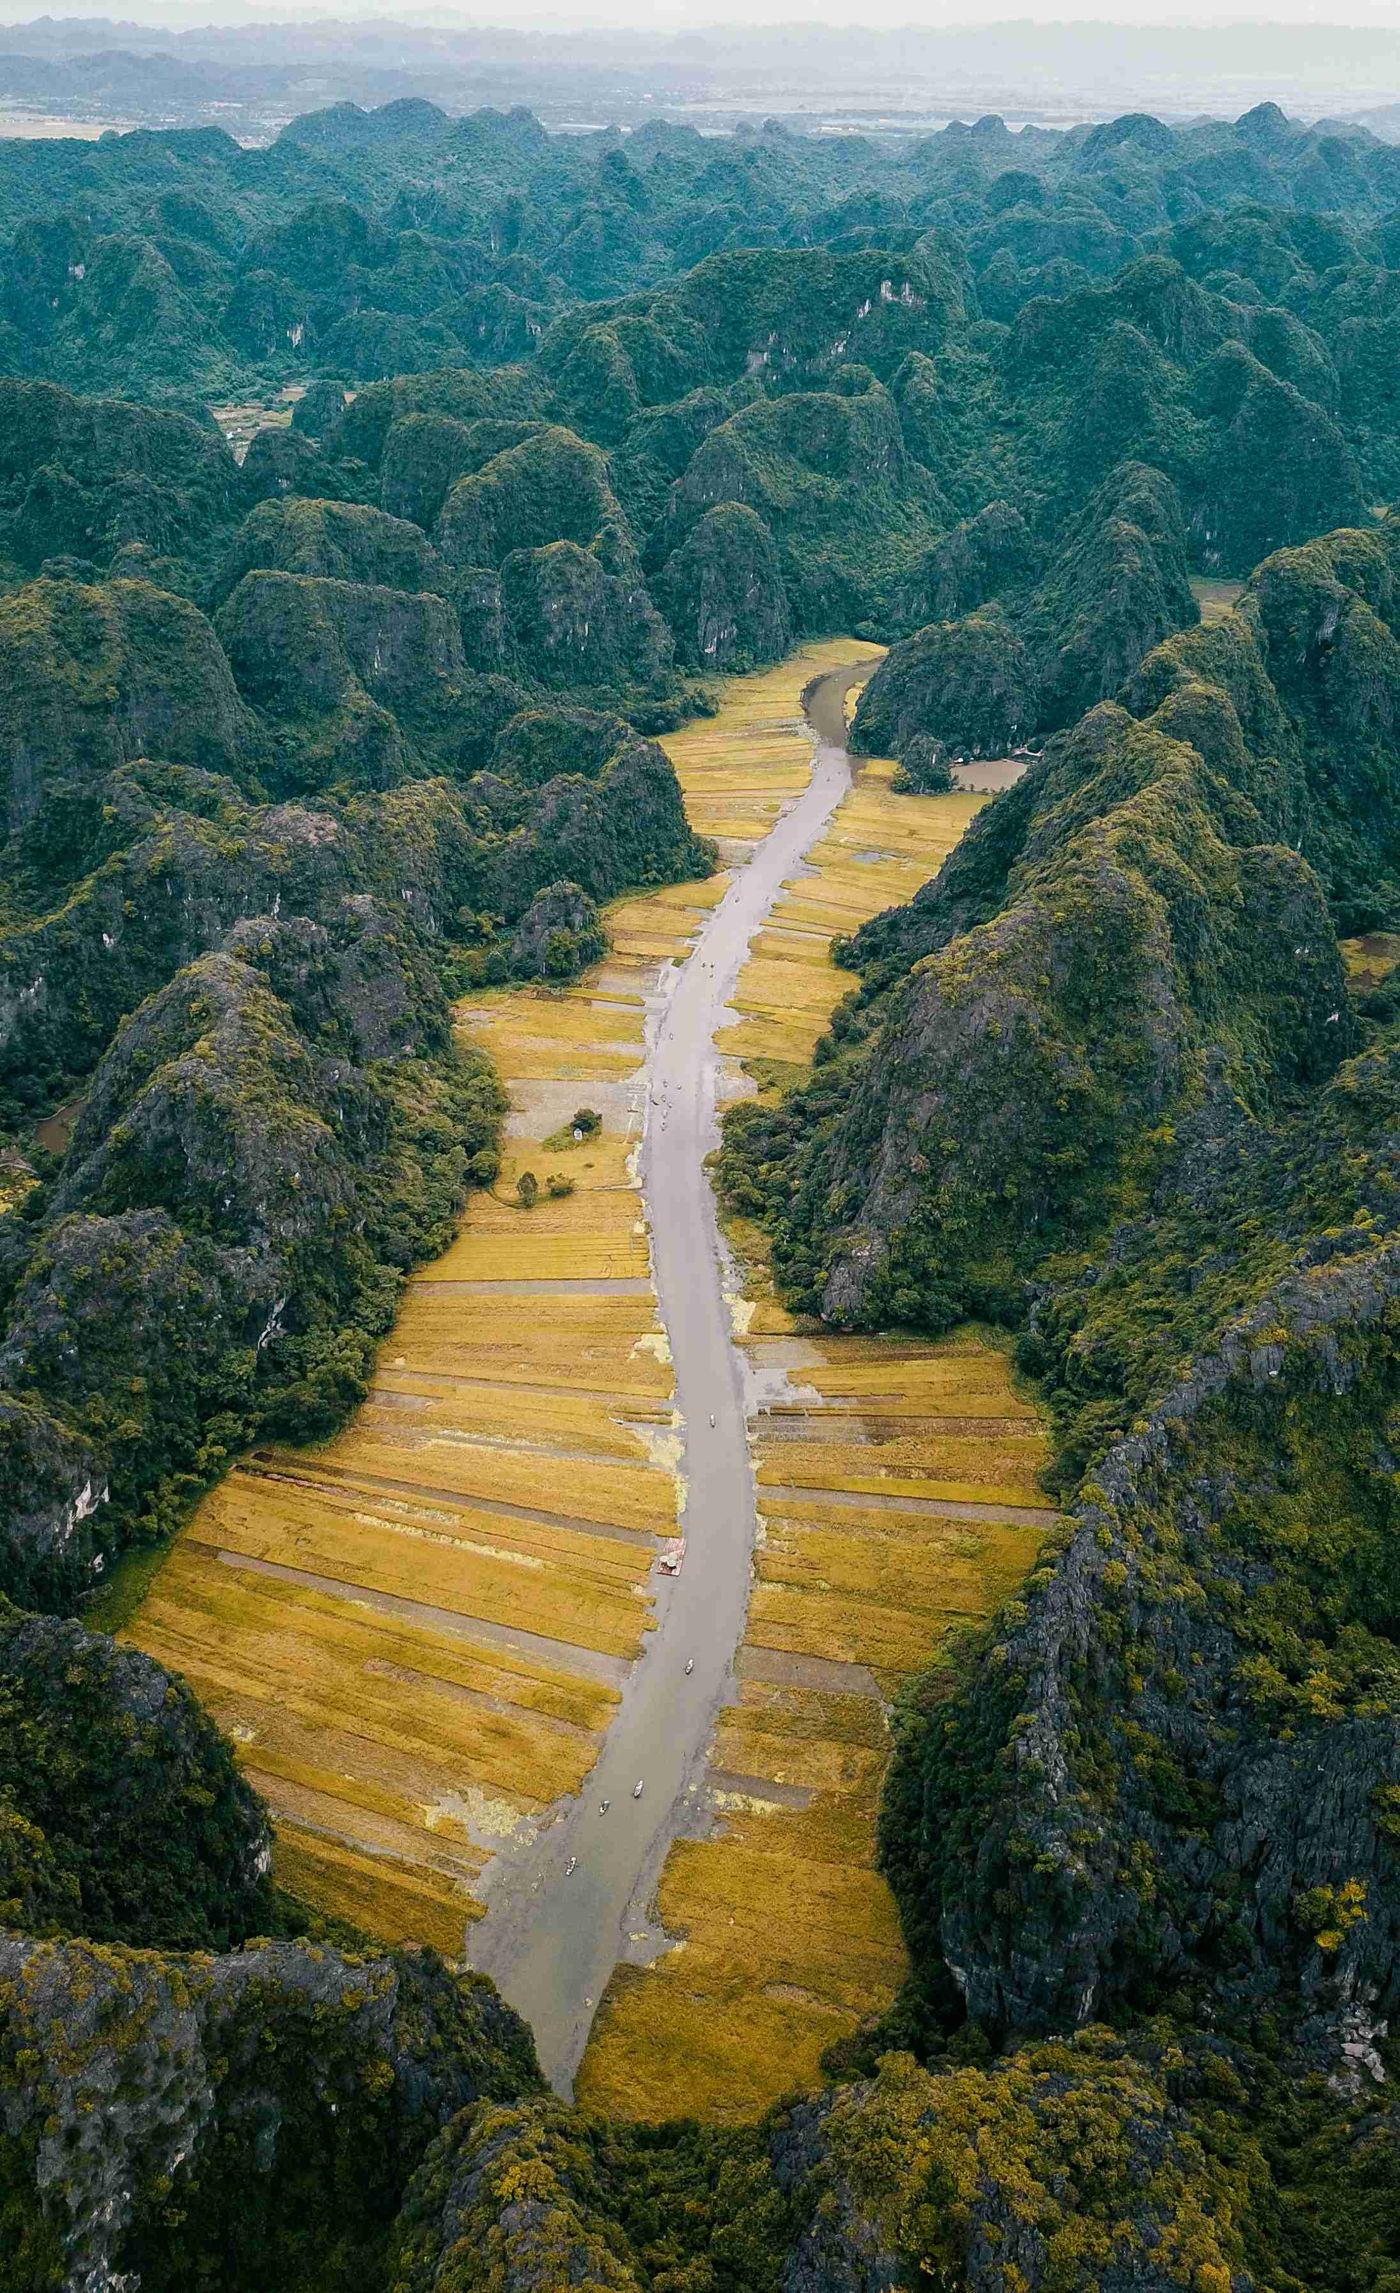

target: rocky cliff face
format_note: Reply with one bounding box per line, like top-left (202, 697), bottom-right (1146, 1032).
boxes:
top-left (851, 461), bottom-right (1198, 764)
top-left (772, 2040), bottom-right (1252, 2293)
top-left (732, 522), bottom-right (1400, 1344)
top-left (655, 375), bottom-right (946, 637)
top-left (654, 501), bottom-right (792, 672)
top-left (508, 880), bottom-right (606, 978)
top-left (390, 2102), bottom-right (650, 2293)
top-left (383, 2038), bottom-right (1257, 2293)
top-left (0, 1394), bottom-right (104, 1613)
top-left (0, 577), bottom-right (258, 835)
top-left (0, 376), bottom-right (247, 580)
top-left (850, 604), bottom-right (1036, 759)
top-left (499, 537), bottom-right (674, 692)
top-left (731, 695), bottom-right (1345, 1334)
top-left (213, 495), bottom-right (449, 601)
top-left (215, 567), bottom-right (472, 789)
top-left (900, 499), bottom-right (1042, 628)
top-left (721, 515), bottom-right (1400, 2124)
top-left (0, 1934), bottom-right (540, 2293)
top-left (0, 792), bottom-right (365, 1096)
top-left (0, 922), bottom-right (502, 1601)
top-left (0, 1598), bottom-right (272, 1947)
top-left (883, 1216), bottom-right (1400, 2077)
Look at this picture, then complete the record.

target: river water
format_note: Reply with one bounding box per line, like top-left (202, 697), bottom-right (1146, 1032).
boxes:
top-left (467, 663), bottom-right (868, 2091)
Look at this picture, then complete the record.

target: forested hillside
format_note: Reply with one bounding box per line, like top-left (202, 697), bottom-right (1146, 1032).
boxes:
top-left (7, 83), bottom-right (1400, 2293)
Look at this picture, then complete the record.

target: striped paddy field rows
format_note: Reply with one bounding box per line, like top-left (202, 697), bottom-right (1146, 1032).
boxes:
top-left (132, 1099), bottom-right (679, 1949)
top-left (575, 744), bottom-right (1059, 2121)
top-left (125, 639), bottom-right (872, 1956)
top-left (720, 757), bottom-right (984, 1078)
top-left (660, 637), bottom-right (884, 856)
top-left (575, 1326), bottom-right (1056, 2122)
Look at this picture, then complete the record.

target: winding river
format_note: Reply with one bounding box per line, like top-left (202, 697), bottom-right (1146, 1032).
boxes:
top-left (467, 664), bottom-right (869, 2091)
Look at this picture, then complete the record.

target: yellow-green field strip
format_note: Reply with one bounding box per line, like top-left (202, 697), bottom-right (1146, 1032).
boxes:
top-left (576, 737), bottom-right (1059, 2120)
top-left (125, 639), bottom-right (873, 1954)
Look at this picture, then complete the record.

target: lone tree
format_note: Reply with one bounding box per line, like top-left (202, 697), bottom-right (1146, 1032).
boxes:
top-left (894, 733), bottom-right (955, 793)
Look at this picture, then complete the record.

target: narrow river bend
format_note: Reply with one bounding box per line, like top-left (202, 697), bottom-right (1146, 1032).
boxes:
top-left (467, 664), bottom-right (869, 2090)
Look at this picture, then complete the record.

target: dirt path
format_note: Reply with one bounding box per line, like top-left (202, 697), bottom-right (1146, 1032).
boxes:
top-left (466, 664), bottom-right (869, 2090)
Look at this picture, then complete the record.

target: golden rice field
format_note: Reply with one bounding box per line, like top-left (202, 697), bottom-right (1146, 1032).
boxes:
top-left (719, 757), bottom-right (983, 1083)
top-left (124, 638), bottom-right (876, 1953)
top-left (660, 638), bottom-right (883, 855)
top-left (1189, 574), bottom-right (1247, 624)
top-left (126, 638), bottom-right (1055, 2097)
top-left (575, 1321), bottom-right (1056, 2121)
top-left (575, 733), bottom-right (1058, 2122)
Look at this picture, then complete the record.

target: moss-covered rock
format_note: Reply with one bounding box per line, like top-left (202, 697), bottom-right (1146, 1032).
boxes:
top-left (213, 495), bottom-right (448, 601)
top-left (434, 425), bottom-right (624, 572)
top-left (499, 539), bottom-right (672, 692)
top-left (900, 499), bottom-right (1042, 625)
top-left (488, 705), bottom-right (630, 787)
top-left (0, 1393), bottom-right (105, 1616)
top-left (0, 1932), bottom-right (539, 2293)
top-left (290, 377), bottom-right (347, 439)
top-left (731, 698), bottom-right (1344, 1332)
top-left (656, 373), bottom-right (945, 635)
top-left (654, 501), bottom-right (791, 671)
top-left (851, 605), bottom-right (1037, 758)
top-left (883, 1111), bottom-right (1400, 2067)
top-left (0, 375), bottom-right (245, 579)
top-left (215, 568), bottom-right (471, 790)
top-left (508, 880), bottom-right (606, 979)
top-left (0, 1598), bottom-right (272, 1947)
top-left (1023, 460), bottom-right (1199, 728)
top-left (330, 366), bottom-right (549, 476)
top-left (775, 2039), bottom-right (1255, 2293)
top-left (0, 578), bottom-right (258, 836)
top-left (386, 2035), bottom-right (1256, 2293)
top-left (1189, 338), bottom-right (1366, 573)
top-left (480, 731), bottom-right (711, 917)
top-left (0, 927), bottom-right (502, 1587)
top-left (380, 412), bottom-right (546, 532)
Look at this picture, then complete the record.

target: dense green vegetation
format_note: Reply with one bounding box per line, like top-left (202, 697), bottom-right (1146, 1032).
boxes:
top-left (0, 1592), bottom-right (272, 1946)
top-left (714, 501), bottom-right (1400, 2283)
top-left (10, 82), bottom-right (1400, 2293)
top-left (851, 461), bottom-right (1199, 759)
top-left (0, 1931), bottom-right (543, 2293)
top-left (0, 367), bottom-right (713, 1607)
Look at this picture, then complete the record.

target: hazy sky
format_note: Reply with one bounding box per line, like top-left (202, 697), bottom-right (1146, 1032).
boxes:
top-left (477, 4), bottom-right (1400, 21)
top-left (0, 0), bottom-right (1395, 26)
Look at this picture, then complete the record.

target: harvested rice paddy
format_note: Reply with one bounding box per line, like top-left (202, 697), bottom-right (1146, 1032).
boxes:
top-left (1190, 574), bottom-right (1246, 623)
top-left (575, 1322), bottom-right (1055, 2121)
top-left (718, 758), bottom-right (981, 1082)
top-left (124, 638), bottom-right (877, 1956)
top-left (574, 728), bottom-right (1058, 2122)
top-left (126, 639), bottom-right (1055, 2107)
top-left (661, 639), bottom-right (884, 858)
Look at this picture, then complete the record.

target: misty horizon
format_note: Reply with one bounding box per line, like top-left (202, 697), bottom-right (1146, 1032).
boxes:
top-left (0, 9), bottom-right (1393, 141)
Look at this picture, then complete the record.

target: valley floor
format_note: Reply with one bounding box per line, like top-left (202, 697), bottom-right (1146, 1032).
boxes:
top-left (124, 642), bottom-right (1056, 2109)
top-left (576, 687), bottom-right (1056, 2119)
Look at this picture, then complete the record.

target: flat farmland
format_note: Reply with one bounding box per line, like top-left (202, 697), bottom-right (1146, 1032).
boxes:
top-left (720, 758), bottom-right (982, 1079)
top-left (575, 1323), bottom-right (1055, 2121)
top-left (660, 639), bottom-right (882, 856)
top-left (576, 737), bottom-right (1058, 2121)
top-left (125, 639), bottom-right (872, 1955)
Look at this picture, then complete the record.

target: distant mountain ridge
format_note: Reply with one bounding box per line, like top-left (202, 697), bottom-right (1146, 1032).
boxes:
top-left (0, 16), bottom-right (1393, 135)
